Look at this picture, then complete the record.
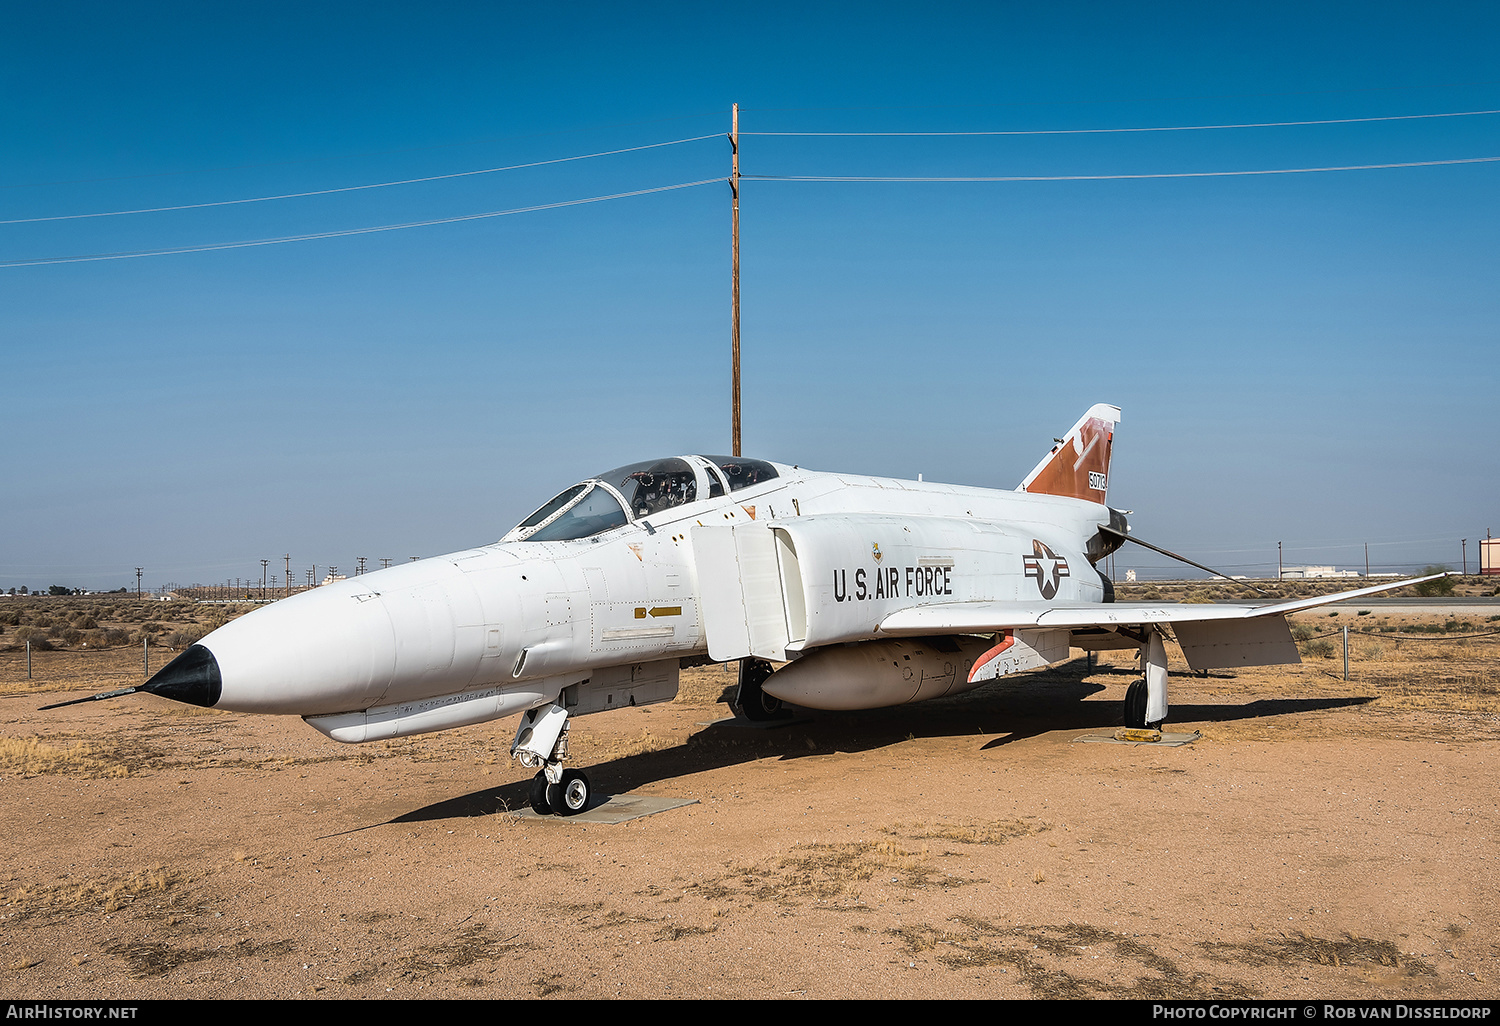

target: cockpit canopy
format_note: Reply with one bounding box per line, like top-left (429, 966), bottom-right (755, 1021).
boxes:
top-left (503, 455), bottom-right (780, 543)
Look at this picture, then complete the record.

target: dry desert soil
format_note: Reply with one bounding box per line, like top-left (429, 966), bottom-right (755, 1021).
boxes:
top-left (1, 597), bottom-right (1498, 1001)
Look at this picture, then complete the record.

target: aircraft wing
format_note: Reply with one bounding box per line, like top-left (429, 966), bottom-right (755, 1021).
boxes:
top-left (876, 572), bottom-right (1445, 635)
top-left (875, 573), bottom-right (1445, 674)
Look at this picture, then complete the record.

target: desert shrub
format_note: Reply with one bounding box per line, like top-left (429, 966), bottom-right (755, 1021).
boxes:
top-left (59, 628), bottom-right (82, 646)
top-left (1413, 567), bottom-right (1455, 597)
top-left (103, 628), bottom-right (130, 646)
top-left (0, 609), bottom-right (20, 627)
top-left (165, 629), bottom-right (205, 650)
top-left (1301, 638), bottom-right (1336, 658)
top-left (1290, 623), bottom-right (1315, 641)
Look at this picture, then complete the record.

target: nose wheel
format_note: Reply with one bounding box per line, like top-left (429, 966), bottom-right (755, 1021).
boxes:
top-left (547, 769), bottom-right (591, 816)
top-left (528, 770), bottom-right (554, 815)
top-left (528, 767), bottom-right (592, 816)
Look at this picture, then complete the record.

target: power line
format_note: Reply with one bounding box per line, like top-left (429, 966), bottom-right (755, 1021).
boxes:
top-left (3, 134), bottom-right (721, 225)
top-left (743, 108), bottom-right (1500, 137)
top-left (746, 155), bottom-right (1500, 182)
top-left (4, 110), bottom-right (732, 188)
top-left (0, 178), bottom-right (725, 267)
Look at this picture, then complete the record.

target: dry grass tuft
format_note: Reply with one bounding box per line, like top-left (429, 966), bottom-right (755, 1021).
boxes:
top-left (0, 736), bottom-right (132, 778)
top-left (2, 865), bottom-right (176, 920)
top-left (1201, 931), bottom-right (1434, 975)
top-left (675, 664), bottom-right (738, 706)
top-left (706, 838), bottom-right (976, 904)
top-left (886, 817), bottom-right (1050, 845)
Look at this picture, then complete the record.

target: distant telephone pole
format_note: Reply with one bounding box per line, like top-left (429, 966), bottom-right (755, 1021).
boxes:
top-left (730, 101), bottom-right (741, 457)
top-left (284, 554), bottom-right (291, 597)
top-left (135, 567), bottom-right (143, 599)
top-left (260, 559), bottom-right (269, 600)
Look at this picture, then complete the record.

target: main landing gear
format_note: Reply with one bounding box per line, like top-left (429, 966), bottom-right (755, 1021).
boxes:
top-left (1123, 627), bottom-right (1170, 730)
top-left (512, 703), bottom-right (592, 817)
top-left (734, 657), bottom-right (789, 721)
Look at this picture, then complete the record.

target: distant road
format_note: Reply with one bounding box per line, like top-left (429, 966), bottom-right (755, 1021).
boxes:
top-left (1318, 597), bottom-right (1499, 615)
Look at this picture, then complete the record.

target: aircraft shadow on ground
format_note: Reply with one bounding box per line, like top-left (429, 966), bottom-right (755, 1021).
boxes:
top-left (386, 658), bottom-right (1374, 826)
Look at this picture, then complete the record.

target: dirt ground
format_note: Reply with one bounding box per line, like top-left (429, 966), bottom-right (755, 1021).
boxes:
top-left (1, 604), bottom-right (1498, 1001)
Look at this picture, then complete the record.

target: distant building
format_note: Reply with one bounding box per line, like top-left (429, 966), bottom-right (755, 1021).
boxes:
top-left (320, 573), bottom-right (347, 586)
top-left (1280, 565), bottom-right (1360, 580)
top-left (1482, 538), bottom-right (1499, 576)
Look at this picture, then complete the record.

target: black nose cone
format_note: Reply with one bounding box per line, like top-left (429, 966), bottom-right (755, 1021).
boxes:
top-left (142, 644), bottom-right (222, 707)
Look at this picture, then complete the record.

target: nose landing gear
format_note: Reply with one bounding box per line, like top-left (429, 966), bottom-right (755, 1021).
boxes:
top-left (513, 703), bottom-right (592, 817)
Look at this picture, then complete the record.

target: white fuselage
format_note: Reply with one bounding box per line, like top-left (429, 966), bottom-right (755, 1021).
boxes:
top-left (195, 460), bottom-right (1111, 737)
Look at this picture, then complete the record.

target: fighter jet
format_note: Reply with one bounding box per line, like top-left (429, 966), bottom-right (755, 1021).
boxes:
top-left (55, 404), bottom-right (1438, 816)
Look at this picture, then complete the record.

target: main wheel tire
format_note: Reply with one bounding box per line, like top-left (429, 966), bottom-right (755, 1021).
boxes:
top-left (547, 769), bottom-right (591, 816)
top-left (1124, 678), bottom-right (1148, 729)
top-left (735, 658), bottom-right (787, 721)
top-left (529, 770), bottom-right (553, 815)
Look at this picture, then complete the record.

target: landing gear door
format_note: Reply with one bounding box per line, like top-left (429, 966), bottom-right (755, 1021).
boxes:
top-left (691, 524), bottom-right (800, 662)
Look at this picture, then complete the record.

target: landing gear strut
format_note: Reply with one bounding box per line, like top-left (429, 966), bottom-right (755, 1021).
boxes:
top-left (734, 657), bottom-right (788, 721)
top-left (513, 703), bottom-right (592, 816)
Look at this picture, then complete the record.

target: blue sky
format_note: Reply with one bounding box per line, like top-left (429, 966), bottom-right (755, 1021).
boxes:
top-left (3, 1), bottom-right (1497, 590)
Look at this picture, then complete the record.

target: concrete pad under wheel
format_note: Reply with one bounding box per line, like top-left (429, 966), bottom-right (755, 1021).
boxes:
top-left (511, 793), bottom-right (699, 824)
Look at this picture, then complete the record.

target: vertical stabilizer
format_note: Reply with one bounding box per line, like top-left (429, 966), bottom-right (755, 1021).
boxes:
top-left (1017, 403), bottom-right (1120, 502)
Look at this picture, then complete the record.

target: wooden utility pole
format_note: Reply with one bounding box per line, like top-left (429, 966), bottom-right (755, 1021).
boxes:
top-left (730, 102), bottom-right (741, 456)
